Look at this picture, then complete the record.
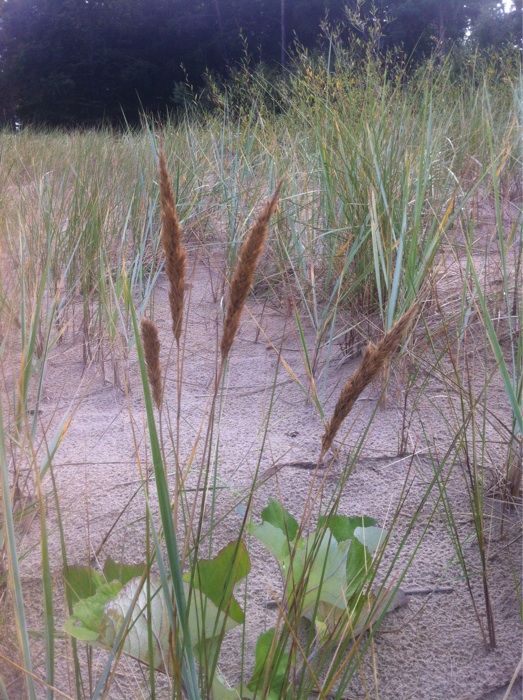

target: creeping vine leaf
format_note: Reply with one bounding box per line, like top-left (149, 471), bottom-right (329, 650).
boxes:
top-left (64, 580), bottom-right (123, 642)
top-left (261, 500), bottom-right (299, 541)
top-left (190, 541), bottom-right (251, 625)
top-left (64, 542), bottom-right (250, 676)
top-left (318, 514), bottom-right (377, 542)
top-left (63, 508), bottom-right (401, 698)
top-left (249, 501), bottom-right (388, 636)
top-left (103, 558), bottom-right (146, 585)
top-left (101, 577), bottom-right (171, 671)
top-left (64, 565), bottom-right (105, 604)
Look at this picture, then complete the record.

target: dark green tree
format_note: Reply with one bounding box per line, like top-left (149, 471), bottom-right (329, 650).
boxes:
top-left (469, 1), bottom-right (522, 49)
top-left (0, 0), bottom-right (512, 127)
top-left (376, 1), bottom-right (485, 57)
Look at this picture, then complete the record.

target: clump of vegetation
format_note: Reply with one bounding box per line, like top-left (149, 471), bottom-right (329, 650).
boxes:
top-left (0, 36), bottom-right (520, 699)
top-left (61, 158), bottom-right (413, 697)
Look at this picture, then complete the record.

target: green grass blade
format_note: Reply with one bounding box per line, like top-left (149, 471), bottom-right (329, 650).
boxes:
top-left (0, 404), bottom-right (37, 700)
top-left (125, 277), bottom-right (201, 699)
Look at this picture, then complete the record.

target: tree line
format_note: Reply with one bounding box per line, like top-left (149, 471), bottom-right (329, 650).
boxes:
top-left (0, 0), bottom-right (520, 127)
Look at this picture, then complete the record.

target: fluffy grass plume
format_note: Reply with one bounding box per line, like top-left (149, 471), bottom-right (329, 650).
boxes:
top-left (141, 318), bottom-right (163, 409)
top-left (158, 147), bottom-right (187, 342)
top-left (320, 304), bottom-right (419, 460)
top-left (220, 183), bottom-right (281, 360)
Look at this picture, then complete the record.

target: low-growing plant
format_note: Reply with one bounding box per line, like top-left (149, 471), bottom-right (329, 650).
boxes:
top-left (63, 501), bottom-right (400, 699)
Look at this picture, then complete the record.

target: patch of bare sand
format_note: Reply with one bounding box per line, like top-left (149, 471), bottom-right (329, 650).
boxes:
top-left (3, 254), bottom-right (521, 699)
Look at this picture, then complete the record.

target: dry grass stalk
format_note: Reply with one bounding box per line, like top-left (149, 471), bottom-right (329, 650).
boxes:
top-left (141, 318), bottom-right (163, 409)
top-left (158, 148), bottom-right (186, 342)
top-left (320, 303), bottom-right (419, 460)
top-left (220, 183), bottom-right (282, 361)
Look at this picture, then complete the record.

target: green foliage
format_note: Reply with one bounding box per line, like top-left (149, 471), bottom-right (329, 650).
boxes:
top-left (249, 500), bottom-right (387, 636)
top-left (103, 558), bottom-right (147, 586)
top-left (191, 541), bottom-right (251, 625)
top-left (64, 581), bottom-right (123, 643)
top-left (247, 629), bottom-right (290, 699)
top-left (62, 503), bottom-right (395, 697)
top-left (64, 566), bottom-right (105, 604)
top-left (318, 514), bottom-right (377, 542)
top-left (63, 545), bottom-right (250, 671)
top-left (1, 0), bottom-right (516, 126)
top-left (261, 499), bottom-right (300, 541)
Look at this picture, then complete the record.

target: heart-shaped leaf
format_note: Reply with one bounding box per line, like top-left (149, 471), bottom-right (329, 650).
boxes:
top-left (318, 514), bottom-right (377, 542)
top-left (103, 558), bottom-right (147, 585)
top-left (261, 499), bottom-right (299, 541)
top-left (64, 546), bottom-right (251, 674)
top-left (191, 540), bottom-right (250, 625)
top-left (64, 566), bottom-right (104, 604)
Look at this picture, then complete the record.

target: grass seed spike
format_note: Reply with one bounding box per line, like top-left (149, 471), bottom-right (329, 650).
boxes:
top-left (220, 182), bottom-right (282, 361)
top-left (158, 147), bottom-right (187, 343)
top-left (320, 303), bottom-right (419, 461)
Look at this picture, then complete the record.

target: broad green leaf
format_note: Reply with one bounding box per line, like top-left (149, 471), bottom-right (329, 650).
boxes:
top-left (318, 515), bottom-right (377, 542)
top-left (314, 592), bottom-right (381, 641)
top-left (187, 580), bottom-right (243, 641)
top-left (353, 525), bottom-right (384, 554)
top-left (63, 544), bottom-right (250, 675)
top-left (65, 581), bottom-right (122, 642)
top-left (292, 532), bottom-right (351, 616)
top-left (253, 508), bottom-right (387, 628)
top-left (63, 619), bottom-right (99, 642)
top-left (247, 629), bottom-right (290, 699)
top-left (314, 586), bottom-right (407, 643)
top-left (103, 558), bottom-right (146, 586)
top-left (346, 538), bottom-right (372, 598)
top-left (348, 588), bottom-right (408, 637)
top-left (260, 500), bottom-right (299, 541)
top-left (191, 541), bottom-right (250, 624)
top-left (64, 566), bottom-right (104, 603)
top-left (211, 674), bottom-right (242, 699)
top-left (99, 577), bottom-right (171, 672)
top-left (248, 521), bottom-right (293, 564)
top-left (98, 576), bottom-right (243, 670)
top-left (313, 599), bottom-right (362, 640)
top-left (248, 500), bottom-right (298, 575)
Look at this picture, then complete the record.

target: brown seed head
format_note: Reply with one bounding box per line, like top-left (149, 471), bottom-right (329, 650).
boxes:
top-left (141, 318), bottom-right (163, 409)
top-left (320, 303), bottom-right (419, 460)
top-left (220, 183), bottom-right (281, 361)
top-left (158, 148), bottom-right (186, 342)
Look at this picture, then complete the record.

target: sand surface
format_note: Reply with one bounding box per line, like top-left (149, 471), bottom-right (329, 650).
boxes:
top-left (2, 249), bottom-right (521, 700)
